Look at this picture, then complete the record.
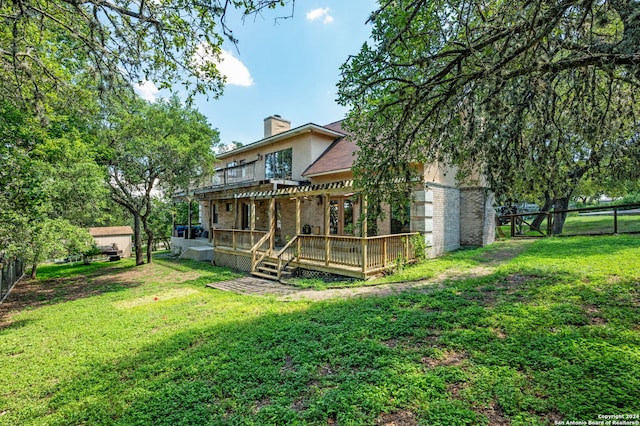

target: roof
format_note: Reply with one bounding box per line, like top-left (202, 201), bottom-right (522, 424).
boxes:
top-left (88, 226), bottom-right (134, 237)
top-left (322, 120), bottom-right (348, 134)
top-left (302, 125), bottom-right (359, 177)
top-left (216, 122), bottom-right (345, 159)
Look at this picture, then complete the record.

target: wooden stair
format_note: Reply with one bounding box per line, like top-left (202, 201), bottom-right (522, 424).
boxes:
top-left (251, 259), bottom-right (295, 281)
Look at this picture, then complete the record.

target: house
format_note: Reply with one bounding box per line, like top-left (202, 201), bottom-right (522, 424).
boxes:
top-left (172, 115), bottom-right (495, 280)
top-left (88, 226), bottom-right (133, 258)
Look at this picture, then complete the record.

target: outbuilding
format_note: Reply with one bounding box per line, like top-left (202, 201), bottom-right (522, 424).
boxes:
top-left (88, 226), bottom-right (134, 258)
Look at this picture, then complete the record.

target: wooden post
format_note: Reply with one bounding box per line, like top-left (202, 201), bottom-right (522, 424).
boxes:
top-left (361, 196), bottom-right (368, 273)
top-left (614, 207), bottom-right (618, 234)
top-left (233, 198), bottom-right (239, 229)
top-left (510, 214), bottom-right (516, 238)
top-left (382, 238), bottom-right (387, 268)
top-left (324, 193), bottom-right (330, 266)
top-left (269, 198), bottom-right (276, 252)
top-left (295, 197), bottom-right (301, 235)
top-left (208, 200), bottom-right (213, 242)
top-left (405, 235), bottom-right (410, 260)
top-left (187, 199), bottom-right (192, 239)
top-left (296, 197), bottom-right (301, 261)
top-left (250, 199), bottom-right (256, 245)
top-left (172, 202), bottom-right (176, 237)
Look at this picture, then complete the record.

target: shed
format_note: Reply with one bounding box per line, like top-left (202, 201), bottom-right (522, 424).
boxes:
top-left (88, 226), bottom-right (134, 258)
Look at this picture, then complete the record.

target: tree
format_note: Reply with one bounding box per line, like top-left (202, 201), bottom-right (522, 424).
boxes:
top-left (338, 0), bottom-right (640, 233)
top-left (100, 96), bottom-right (218, 265)
top-left (146, 196), bottom-right (175, 251)
top-left (1, 100), bottom-right (110, 276)
top-left (22, 219), bottom-right (94, 279)
top-left (1, 0), bottom-right (292, 109)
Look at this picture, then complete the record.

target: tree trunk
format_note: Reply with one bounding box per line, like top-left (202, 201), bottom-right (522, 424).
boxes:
top-left (146, 231), bottom-right (153, 264)
top-left (551, 197), bottom-right (570, 235)
top-left (133, 213), bottom-right (144, 265)
top-left (30, 263), bottom-right (38, 279)
top-left (530, 194), bottom-right (553, 232)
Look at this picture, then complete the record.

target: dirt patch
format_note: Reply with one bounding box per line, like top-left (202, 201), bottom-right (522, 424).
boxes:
top-left (476, 401), bottom-right (511, 425)
top-left (375, 409), bottom-right (418, 426)
top-left (318, 364), bottom-right (336, 376)
top-left (422, 350), bottom-right (467, 368)
top-left (251, 398), bottom-right (271, 414)
top-left (473, 239), bottom-right (535, 266)
top-left (583, 305), bottom-right (607, 325)
top-left (290, 398), bottom-right (306, 412)
top-left (280, 354), bottom-right (296, 374)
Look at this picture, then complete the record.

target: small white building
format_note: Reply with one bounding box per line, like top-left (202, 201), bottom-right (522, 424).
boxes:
top-left (88, 226), bottom-right (133, 258)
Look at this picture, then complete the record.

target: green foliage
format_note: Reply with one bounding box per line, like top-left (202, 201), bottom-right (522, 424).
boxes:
top-left (1, 236), bottom-right (639, 424)
top-left (22, 218), bottom-right (95, 277)
top-left (100, 96), bottom-right (219, 264)
top-left (0, 100), bottom-right (111, 266)
top-left (338, 1), bottom-right (640, 229)
top-left (0, 0), bottom-right (293, 108)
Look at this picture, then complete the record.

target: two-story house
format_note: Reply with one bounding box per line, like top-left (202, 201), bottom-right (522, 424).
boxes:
top-left (172, 115), bottom-right (495, 280)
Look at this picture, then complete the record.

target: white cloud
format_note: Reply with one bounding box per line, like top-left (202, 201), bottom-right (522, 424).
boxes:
top-left (195, 44), bottom-right (254, 87)
top-left (217, 50), bottom-right (254, 87)
top-left (134, 80), bottom-right (159, 101)
top-left (306, 7), bottom-right (334, 24)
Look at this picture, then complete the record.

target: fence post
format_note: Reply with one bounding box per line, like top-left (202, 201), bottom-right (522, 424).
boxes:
top-left (614, 208), bottom-right (618, 234)
top-left (382, 239), bottom-right (387, 268)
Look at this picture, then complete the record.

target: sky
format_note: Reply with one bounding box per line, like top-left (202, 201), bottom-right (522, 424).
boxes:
top-left (135, 1), bottom-right (378, 149)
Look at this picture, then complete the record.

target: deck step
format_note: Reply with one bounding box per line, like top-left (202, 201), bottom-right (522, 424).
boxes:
top-left (257, 267), bottom-right (278, 275)
top-left (251, 271), bottom-right (280, 280)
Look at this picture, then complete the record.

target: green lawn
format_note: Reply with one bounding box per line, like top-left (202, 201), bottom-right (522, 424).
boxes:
top-left (1, 236), bottom-right (639, 425)
top-left (498, 213), bottom-right (640, 237)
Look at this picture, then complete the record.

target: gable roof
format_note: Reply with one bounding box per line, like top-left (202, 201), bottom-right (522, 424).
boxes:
top-left (216, 122), bottom-right (345, 160)
top-left (303, 120), bottom-right (359, 177)
top-left (88, 226), bottom-right (134, 237)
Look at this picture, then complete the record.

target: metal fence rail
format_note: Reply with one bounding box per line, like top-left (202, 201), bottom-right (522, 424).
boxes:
top-left (1, 258), bottom-right (25, 303)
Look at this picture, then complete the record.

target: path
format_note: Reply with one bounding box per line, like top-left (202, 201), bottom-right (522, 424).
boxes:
top-left (206, 239), bottom-right (534, 301)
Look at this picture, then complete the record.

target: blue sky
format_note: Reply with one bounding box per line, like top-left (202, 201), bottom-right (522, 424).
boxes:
top-left (135, 1), bottom-right (377, 149)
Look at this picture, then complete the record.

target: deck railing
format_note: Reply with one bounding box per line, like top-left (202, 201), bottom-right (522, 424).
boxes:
top-left (212, 161), bottom-right (256, 187)
top-left (366, 234), bottom-right (416, 271)
top-left (276, 232), bottom-right (418, 277)
top-left (211, 229), bottom-right (268, 250)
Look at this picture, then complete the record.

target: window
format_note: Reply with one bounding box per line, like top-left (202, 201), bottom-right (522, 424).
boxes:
top-left (391, 202), bottom-right (411, 234)
top-left (265, 148), bottom-right (292, 179)
top-left (226, 203), bottom-right (233, 212)
top-left (212, 203), bottom-right (219, 224)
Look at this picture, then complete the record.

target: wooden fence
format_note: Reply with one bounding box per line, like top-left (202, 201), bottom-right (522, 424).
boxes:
top-left (500, 203), bottom-right (640, 237)
top-left (1, 258), bottom-right (25, 303)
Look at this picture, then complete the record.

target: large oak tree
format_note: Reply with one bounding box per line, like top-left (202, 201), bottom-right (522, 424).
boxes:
top-left (100, 96), bottom-right (218, 265)
top-left (338, 0), bottom-right (640, 233)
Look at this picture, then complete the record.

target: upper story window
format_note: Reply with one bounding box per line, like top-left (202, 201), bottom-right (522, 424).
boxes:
top-left (265, 148), bottom-right (292, 179)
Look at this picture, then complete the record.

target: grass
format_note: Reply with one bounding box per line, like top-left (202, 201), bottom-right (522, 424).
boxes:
top-left (1, 236), bottom-right (639, 425)
top-left (498, 213), bottom-right (640, 237)
top-left (290, 239), bottom-right (530, 289)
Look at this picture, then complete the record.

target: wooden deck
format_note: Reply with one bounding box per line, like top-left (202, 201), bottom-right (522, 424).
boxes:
top-left (211, 230), bottom-right (419, 280)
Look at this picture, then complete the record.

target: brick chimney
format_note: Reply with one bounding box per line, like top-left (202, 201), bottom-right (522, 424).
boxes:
top-left (263, 115), bottom-right (291, 138)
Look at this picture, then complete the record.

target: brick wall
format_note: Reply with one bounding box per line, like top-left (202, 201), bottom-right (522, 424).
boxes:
top-left (460, 188), bottom-right (496, 247)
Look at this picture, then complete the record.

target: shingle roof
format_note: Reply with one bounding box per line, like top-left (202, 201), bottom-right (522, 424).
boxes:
top-left (88, 226), bottom-right (134, 237)
top-left (303, 120), bottom-right (358, 177)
